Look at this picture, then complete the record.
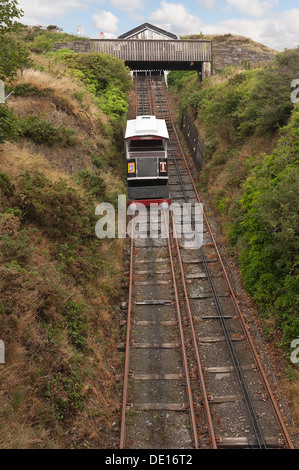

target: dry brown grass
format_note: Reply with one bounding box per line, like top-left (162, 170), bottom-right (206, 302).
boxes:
top-left (205, 65), bottom-right (247, 87)
top-left (288, 373), bottom-right (299, 433)
top-left (19, 56), bottom-right (107, 122)
top-left (209, 34), bottom-right (278, 54)
top-left (1, 141), bottom-right (67, 181)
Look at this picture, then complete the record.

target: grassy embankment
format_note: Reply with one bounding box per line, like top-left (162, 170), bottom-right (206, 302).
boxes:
top-left (0, 26), bottom-right (132, 448)
top-left (168, 47), bottom-right (299, 423)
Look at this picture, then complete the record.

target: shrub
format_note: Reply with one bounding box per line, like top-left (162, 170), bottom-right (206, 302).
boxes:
top-left (170, 47), bottom-right (299, 139)
top-left (75, 168), bottom-right (107, 200)
top-left (100, 86), bottom-right (128, 119)
top-left (17, 170), bottom-right (96, 240)
top-left (0, 172), bottom-right (15, 197)
top-left (44, 355), bottom-right (84, 421)
top-left (19, 114), bottom-right (77, 146)
top-left (52, 51), bottom-right (132, 118)
top-left (228, 122), bottom-right (299, 349)
top-left (64, 299), bottom-right (89, 350)
top-left (9, 82), bottom-right (52, 97)
top-left (1, 229), bottom-right (33, 264)
top-left (0, 103), bottom-right (20, 144)
top-left (0, 35), bottom-right (31, 82)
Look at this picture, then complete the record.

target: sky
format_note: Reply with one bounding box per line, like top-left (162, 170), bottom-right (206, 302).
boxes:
top-left (17, 0), bottom-right (299, 51)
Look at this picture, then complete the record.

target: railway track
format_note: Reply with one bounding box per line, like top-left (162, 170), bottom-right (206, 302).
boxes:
top-left (119, 75), bottom-right (294, 450)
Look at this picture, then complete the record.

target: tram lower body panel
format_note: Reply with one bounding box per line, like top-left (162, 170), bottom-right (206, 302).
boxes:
top-left (128, 182), bottom-right (170, 207)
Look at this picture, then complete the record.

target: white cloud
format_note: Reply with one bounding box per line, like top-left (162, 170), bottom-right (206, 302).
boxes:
top-left (203, 9), bottom-right (299, 50)
top-left (18, 0), bottom-right (85, 24)
top-left (93, 11), bottom-right (119, 33)
top-left (197, 0), bottom-right (216, 11)
top-left (110, 0), bottom-right (144, 13)
top-left (225, 0), bottom-right (279, 18)
top-left (149, 1), bottom-right (202, 34)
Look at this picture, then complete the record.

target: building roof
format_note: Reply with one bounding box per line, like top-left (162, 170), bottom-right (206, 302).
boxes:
top-left (125, 116), bottom-right (169, 140)
top-left (118, 23), bottom-right (178, 40)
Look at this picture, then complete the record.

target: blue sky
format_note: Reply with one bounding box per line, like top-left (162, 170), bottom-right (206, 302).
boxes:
top-left (18, 0), bottom-right (299, 50)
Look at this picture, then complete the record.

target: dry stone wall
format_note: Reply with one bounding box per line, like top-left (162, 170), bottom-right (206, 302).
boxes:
top-left (53, 41), bottom-right (90, 53)
top-left (212, 41), bottom-right (276, 70)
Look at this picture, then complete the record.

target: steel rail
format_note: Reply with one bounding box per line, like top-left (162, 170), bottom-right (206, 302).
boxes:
top-left (137, 77), bottom-right (147, 115)
top-left (119, 217), bottom-right (135, 449)
top-left (162, 209), bottom-right (200, 449)
top-left (146, 77), bottom-right (155, 115)
top-left (148, 76), bottom-right (200, 448)
top-left (134, 77), bottom-right (138, 117)
top-left (170, 211), bottom-right (218, 449)
top-left (200, 248), bottom-right (266, 448)
top-left (161, 79), bottom-right (294, 450)
top-left (149, 77), bottom-right (218, 448)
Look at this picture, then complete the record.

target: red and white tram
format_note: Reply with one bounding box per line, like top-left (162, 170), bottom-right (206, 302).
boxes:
top-left (125, 115), bottom-right (170, 208)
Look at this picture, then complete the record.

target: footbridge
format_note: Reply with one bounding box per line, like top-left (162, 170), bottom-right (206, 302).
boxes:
top-left (89, 38), bottom-right (212, 75)
top-left (54, 39), bottom-right (212, 78)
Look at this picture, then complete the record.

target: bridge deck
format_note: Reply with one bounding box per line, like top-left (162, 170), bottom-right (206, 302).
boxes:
top-left (90, 39), bottom-right (212, 63)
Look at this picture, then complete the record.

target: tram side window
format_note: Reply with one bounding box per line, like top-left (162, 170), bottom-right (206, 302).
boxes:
top-left (129, 139), bottom-right (164, 151)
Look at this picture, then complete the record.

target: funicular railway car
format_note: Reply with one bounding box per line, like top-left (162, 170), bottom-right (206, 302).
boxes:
top-left (125, 115), bottom-right (170, 209)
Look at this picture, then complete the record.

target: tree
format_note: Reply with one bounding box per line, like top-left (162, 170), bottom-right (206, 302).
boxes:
top-left (0, 1), bottom-right (26, 144)
top-left (0, 34), bottom-right (30, 82)
top-left (0, 0), bottom-right (24, 35)
top-left (0, 0), bottom-right (29, 82)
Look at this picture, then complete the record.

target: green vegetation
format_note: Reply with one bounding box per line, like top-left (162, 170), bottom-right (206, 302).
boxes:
top-left (0, 33), bottom-right (31, 82)
top-left (50, 49), bottom-right (131, 119)
top-left (229, 114), bottom-right (299, 349)
top-left (170, 48), bottom-right (299, 140)
top-left (168, 47), bottom-right (299, 356)
top-left (0, 2), bottom-right (30, 82)
top-left (0, 1), bottom-right (29, 144)
top-left (18, 115), bottom-right (77, 146)
top-left (17, 170), bottom-right (96, 241)
top-left (0, 104), bottom-right (19, 144)
top-left (0, 0), bottom-right (23, 35)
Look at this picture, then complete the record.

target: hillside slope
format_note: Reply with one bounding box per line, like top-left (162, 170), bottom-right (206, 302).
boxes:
top-left (0, 50), bottom-right (131, 448)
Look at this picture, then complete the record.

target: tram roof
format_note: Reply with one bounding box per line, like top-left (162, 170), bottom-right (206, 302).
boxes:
top-left (125, 115), bottom-right (169, 140)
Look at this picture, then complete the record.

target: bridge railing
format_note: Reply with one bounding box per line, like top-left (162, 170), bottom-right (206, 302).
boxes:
top-left (90, 39), bottom-right (212, 62)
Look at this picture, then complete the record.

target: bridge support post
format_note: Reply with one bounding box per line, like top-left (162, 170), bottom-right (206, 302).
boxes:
top-left (203, 62), bottom-right (212, 79)
top-left (197, 62), bottom-right (211, 82)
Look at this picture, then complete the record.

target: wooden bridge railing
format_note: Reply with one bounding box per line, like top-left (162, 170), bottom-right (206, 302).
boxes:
top-left (90, 39), bottom-right (212, 62)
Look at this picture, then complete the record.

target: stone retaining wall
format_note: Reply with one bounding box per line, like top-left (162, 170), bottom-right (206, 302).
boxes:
top-left (53, 41), bottom-right (90, 53)
top-left (212, 42), bottom-right (276, 70)
top-left (181, 110), bottom-right (204, 172)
